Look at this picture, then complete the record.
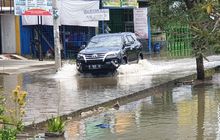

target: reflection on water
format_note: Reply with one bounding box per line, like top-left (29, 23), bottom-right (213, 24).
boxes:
top-left (62, 71), bottom-right (220, 140)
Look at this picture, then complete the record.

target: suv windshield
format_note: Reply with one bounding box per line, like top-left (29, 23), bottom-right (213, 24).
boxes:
top-left (87, 35), bottom-right (122, 48)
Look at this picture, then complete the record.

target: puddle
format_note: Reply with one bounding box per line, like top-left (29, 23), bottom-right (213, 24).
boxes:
top-left (61, 70), bottom-right (220, 140)
top-left (1, 56), bottom-right (220, 126)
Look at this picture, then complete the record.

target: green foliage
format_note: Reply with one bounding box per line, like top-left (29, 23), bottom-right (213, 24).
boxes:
top-left (204, 68), bottom-right (215, 78)
top-left (0, 86), bottom-right (27, 139)
top-left (214, 44), bottom-right (220, 53)
top-left (150, 0), bottom-right (220, 80)
top-left (149, 0), bottom-right (188, 30)
top-left (150, 0), bottom-right (220, 54)
top-left (47, 116), bottom-right (65, 133)
top-left (190, 3), bottom-right (220, 59)
top-left (16, 120), bottom-right (24, 132)
top-left (0, 127), bottom-right (17, 140)
top-left (0, 91), bottom-right (4, 117)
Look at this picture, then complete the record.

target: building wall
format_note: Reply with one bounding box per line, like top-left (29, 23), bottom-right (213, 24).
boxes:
top-left (20, 25), bottom-right (33, 56)
top-left (1, 15), bottom-right (16, 53)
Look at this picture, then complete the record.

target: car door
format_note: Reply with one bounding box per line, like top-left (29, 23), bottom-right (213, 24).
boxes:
top-left (126, 35), bottom-right (137, 61)
top-left (123, 35), bottom-right (133, 62)
top-left (131, 33), bottom-right (142, 52)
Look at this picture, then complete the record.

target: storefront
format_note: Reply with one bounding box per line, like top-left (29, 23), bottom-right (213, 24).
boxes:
top-left (20, 24), bottom-right (96, 59)
top-left (20, 0), bottom-right (150, 58)
top-left (105, 9), bottom-right (134, 33)
top-left (100, 0), bottom-right (150, 52)
top-left (20, 0), bottom-right (99, 59)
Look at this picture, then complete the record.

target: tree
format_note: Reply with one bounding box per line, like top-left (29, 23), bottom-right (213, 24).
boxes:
top-left (149, 0), bottom-right (220, 80)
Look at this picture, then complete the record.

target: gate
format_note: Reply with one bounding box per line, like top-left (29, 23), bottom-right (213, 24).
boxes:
top-left (63, 26), bottom-right (95, 59)
top-left (21, 25), bottom-right (95, 59)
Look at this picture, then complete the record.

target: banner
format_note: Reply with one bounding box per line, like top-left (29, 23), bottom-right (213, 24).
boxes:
top-left (22, 16), bottom-right (38, 25)
top-left (133, 8), bottom-right (148, 39)
top-left (84, 9), bottom-right (109, 21)
top-left (102, 0), bottom-right (120, 7)
top-left (15, 0), bottom-right (52, 15)
top-left (60, 0), bottom-right (99, 27)
top-left (122, 0), bottom-right (138, 7)
top-left (22, 0), bottom-right (100, 27)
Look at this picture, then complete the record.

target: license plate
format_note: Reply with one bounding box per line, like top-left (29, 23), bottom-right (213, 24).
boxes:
top-left (89, 65), bottom-right (101, 69)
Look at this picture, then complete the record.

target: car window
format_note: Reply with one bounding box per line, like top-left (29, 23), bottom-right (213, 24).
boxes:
top-left (87, 35), bottom-right (122, 48)
top-left (131, 34), bottom-right (138, 41)
top-left (126, 35), bottom-right (135, 43)
top-left (124, 35), bottom-right (129, 44)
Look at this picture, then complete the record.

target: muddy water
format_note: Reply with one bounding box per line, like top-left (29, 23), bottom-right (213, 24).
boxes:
top-left (63, 71), bottom-right (220, 140)
top-left (0, 56), bottom-right (220, 126)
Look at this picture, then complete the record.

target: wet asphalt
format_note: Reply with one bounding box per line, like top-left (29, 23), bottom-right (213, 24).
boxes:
top-left (1, 55), bottom-right (220, 125)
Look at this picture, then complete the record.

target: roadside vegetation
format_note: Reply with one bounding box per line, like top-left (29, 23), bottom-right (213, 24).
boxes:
top-left (46, 116), bottom-right (65, 136)
top-left (0, 86), bottom-right (27, 139)
top-left (149, 0), bottom-right (220, 80)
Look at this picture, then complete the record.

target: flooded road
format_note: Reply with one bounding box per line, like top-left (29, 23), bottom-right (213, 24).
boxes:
top-left (63, 70), bottom-right (220, 140)
top-left (0, 55), bottom-right (220, 126)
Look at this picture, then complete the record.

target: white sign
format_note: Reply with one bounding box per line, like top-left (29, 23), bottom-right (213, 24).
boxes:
top-left (22, 0), bottom-right (100, 27)
top-left (84, 9), bottom-right (109, 21)
top-left (60, 0), bottom-right (99, 27)
top-left (133, 8), bottom-right (148, 39)
top-left (15, 0), bottom-right (52, 15)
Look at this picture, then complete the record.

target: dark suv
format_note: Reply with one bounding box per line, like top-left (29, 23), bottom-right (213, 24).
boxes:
top-left (76, 32), bottom-right (143, 73)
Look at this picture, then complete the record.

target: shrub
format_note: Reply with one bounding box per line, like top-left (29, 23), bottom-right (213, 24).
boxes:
top-left (0, 86), bottom-right (27, 139)
top-left (47, 116), bottom-right (65, 133)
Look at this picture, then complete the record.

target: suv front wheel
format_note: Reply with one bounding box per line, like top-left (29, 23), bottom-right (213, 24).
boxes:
top-left (122, 57), bottom-right (128, 64)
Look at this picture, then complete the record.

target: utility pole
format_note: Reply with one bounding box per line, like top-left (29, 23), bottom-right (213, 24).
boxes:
top-left (52, 0), bottom-right (62, 71)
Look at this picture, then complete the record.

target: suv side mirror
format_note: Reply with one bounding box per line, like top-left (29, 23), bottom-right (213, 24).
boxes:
top-left (124, 42), bottom-right (130, 46)
top-left (80, 44), bottom-right (86, 50)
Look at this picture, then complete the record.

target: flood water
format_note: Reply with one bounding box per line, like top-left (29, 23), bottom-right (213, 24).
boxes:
top-left (1, 55), bottom-right (220, 128)
top-left (63, 70), bottom-right (220, 140)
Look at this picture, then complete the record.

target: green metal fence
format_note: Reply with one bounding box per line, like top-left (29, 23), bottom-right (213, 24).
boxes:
top-left (166, 24), bottom-right (192, 52)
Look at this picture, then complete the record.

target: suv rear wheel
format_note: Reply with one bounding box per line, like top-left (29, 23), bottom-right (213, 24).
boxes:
top-left (137, 53), bottom-right (144, 63)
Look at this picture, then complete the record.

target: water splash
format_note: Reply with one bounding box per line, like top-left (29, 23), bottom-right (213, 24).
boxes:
top-left (51, 55), bottom-right (220, 79)
top-left (53, 63), bottom-right (78, 79)
top-left (117, 60), bottom-right (162, 75)
top-left (116, 60), bottom-right (159, 86)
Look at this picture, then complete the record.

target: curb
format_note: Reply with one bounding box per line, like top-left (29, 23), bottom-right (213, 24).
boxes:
top-left (0, 63), bottom-right (55, 75)
top-left (0, 72), bottom-right (10, 75)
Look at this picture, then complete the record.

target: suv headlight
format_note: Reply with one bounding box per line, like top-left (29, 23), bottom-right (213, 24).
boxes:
top-left (77, 53), bottom-right (84, 60)
top-left (105, 52), bottom-right (119, 59)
